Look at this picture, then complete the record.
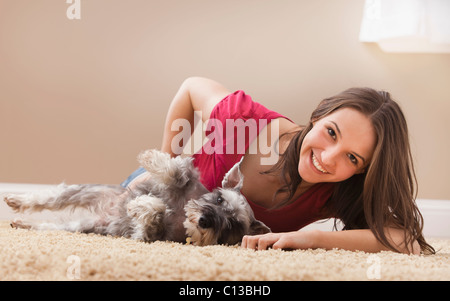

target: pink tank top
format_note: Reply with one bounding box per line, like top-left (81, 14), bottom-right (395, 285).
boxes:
top-left (193, 90), bottom-right (334, 232)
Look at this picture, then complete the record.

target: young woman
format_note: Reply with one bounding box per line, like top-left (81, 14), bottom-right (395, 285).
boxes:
top-left (124, 77), bottom-right (434, 255)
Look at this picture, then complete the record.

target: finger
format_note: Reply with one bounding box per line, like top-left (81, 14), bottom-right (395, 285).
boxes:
top-left (272, 232), bottom-right (299, 250)
top-left (257, 237), bottom-right (270, 251)
top-left (257, 235), bottom-right (279, 251)
top-left (241, 235), bottom-right (249, 248)
top-left (272, 237), bottom-right (287, 250)
top-left (241, 235), bottom-right (260, 249)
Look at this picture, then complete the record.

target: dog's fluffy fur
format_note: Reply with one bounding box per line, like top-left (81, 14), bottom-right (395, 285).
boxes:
top-left (4, 150), bottom-right (270, 246)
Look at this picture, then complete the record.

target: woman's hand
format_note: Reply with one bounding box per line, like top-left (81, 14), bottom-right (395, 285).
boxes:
top-left (242, 228), bottom-right (421, 254)
top-left (241, 230), bottom-right (320, 251)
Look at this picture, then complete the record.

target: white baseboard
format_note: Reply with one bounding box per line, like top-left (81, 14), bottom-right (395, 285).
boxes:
top-left (298, 198), bottom-right (450, 239)
top-left (416, 199), bottom-right (450, 238)
top-left (0, 183), bottom-right (58, 194)
top-left (1, 183), bottom-right (449, 238)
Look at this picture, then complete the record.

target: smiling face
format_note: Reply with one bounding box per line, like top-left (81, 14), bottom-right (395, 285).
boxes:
top-left (298, 108), bottom-right (376, 184)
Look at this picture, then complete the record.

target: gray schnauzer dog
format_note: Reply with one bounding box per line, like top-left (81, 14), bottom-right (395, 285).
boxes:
top-left (4, 149), bottom-right (270, 246)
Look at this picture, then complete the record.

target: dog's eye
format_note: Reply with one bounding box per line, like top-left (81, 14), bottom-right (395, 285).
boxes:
top-left (216, 196), bottom-right (224, 204)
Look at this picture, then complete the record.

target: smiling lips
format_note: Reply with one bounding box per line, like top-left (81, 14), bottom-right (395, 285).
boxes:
top-left (311, 152), bottom-right (329, 174)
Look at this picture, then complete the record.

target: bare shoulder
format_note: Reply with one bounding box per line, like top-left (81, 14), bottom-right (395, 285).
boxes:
top-left (242, 117), bottom-right (300, 173)
top-left (184, 77), bottom-right (231, 121)
top-left (278, 118), bottom-right (302, 152)
top-left (239, 118), bottom-right (301, 208)
top-left (278, 118), bottom-right (301, 135)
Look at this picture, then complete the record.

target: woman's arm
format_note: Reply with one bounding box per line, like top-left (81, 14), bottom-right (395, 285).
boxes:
top-left (241, 228), bottom-right (420, 254)
top-left (127, 77), bottom-right (229, 188)
top-left (161, 77), bottom-right (230, 156)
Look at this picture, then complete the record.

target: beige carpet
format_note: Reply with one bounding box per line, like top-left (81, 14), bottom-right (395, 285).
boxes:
top-left (0, 220), bottom-right (449, 281)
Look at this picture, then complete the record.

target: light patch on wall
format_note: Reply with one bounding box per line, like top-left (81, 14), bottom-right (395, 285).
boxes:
top-left (359, 0), bottom-right (450, 53)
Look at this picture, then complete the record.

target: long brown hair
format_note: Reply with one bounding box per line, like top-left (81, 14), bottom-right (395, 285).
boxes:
top-left (265, 87), bottom-right (435, 254)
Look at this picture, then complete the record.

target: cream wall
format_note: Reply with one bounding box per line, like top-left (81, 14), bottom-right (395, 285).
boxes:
top-left (1, 0), bottom-right (449, 200)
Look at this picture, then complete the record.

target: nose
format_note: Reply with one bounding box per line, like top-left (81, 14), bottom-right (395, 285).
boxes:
top-left (198, 216), bottom-right (212, 228)
top-left (320, 147), bottom-right (338, 169)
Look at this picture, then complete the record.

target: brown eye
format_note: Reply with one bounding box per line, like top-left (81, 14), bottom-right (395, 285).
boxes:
top-left (217, 196), bottom-right (224, 204)
top-left (327, 128), bottom-right (336, 139)
top-left (348, 154), bottom-right (358, 165)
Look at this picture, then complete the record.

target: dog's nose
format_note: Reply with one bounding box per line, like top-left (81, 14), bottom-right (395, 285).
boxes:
top-left (198, 216), bottom-right (212, 228)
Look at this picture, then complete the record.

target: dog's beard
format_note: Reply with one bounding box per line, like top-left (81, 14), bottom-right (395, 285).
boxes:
top-left (183, 201), bottom-right (218, 246)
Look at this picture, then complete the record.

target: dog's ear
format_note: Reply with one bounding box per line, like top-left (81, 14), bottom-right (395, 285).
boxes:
top-left (249, 220), bottom-right (271, 235)
top-left (221, 159), bottom-right (244, 191)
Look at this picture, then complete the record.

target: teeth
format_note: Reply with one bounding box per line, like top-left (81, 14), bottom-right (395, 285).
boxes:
top-left (312, 153), bottom-right (328, 174)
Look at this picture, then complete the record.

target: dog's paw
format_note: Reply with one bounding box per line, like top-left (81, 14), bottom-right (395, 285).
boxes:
top-left (4, 194), bottom-right (25, 212)
top-left (10, 218), bottom-right (31, 230)
top-left (127, 200), bottom-right (141, 219)
top-left (137, 149), bottom-right (171, 173)
top-left (138, 149), bottom-right (192, 188)
top-left (127, 195), bottom-right (166, 224)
